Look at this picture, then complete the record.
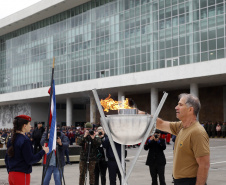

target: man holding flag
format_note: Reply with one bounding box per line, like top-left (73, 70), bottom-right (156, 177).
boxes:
top-left (40, 79), bottom-right (69, 185)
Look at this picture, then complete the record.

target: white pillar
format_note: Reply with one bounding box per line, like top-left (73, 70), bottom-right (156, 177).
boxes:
top-left (90, 96), bottom-right (96, 124)
top-left (151, 88), bottom-right (158, 115)
top-left (118, 91), bottom-right (125, 102)
top-left (190, 83), bottom-right (199, 120)
top-left (223, 86), bottom-right (226, 122)
top-left (66, 98), bottom-right (73, 126)
top-left (190, 83), bottom-right (199, 98)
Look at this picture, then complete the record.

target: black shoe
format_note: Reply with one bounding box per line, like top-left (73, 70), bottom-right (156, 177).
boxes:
top-left (66, 162), bottom-right (72, 165)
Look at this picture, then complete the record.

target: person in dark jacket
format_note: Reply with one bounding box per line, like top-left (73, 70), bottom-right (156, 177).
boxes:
top-left (5, 115), bottom-right (49, 185)
top-left (94, 127), bottom-right (108, 185)
top-left (77, 122), bottom-right (101, 185)
top-left (211, 122), bottom-right (216, 138)
top-left (40, 126), bottom-right (69, 185)
top-left (144, 129), bottom-right (166, 185)
top-left (32, 122), bottom-right (45, 154)
top-left (102, 134), bottom-right (123, 185)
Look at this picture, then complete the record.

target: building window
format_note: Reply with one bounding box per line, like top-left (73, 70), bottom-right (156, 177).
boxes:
top-left (165, 57), bottom-right (179, 67)
top-left (100, 70), bottom-right (110, 78)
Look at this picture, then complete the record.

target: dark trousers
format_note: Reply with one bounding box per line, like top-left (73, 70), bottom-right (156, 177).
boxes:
top-left (149, 164), bottom-right (166, 185)
top-left (70, 138), bottom-right (74, 145)
top-left (174, 177), bottom-right (207, 185)
top-left (34, 140), bottom-right (42, 154)
top-left (208, 131), bottom-right (211, 137)
top-left (94, 160), bottom-right (108, 185)
top-left (217, 131), bottom-right (221, 137)
top-left (212, 131), bottom-right (215, 138)
top-left (222, 131), bottom-right (226, 138)
top-left (107, 160), bottom-right (121, 185)
top-left (65, 148), bottom-right (70, 163)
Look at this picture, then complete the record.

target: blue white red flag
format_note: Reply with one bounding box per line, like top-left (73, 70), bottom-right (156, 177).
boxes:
top-left (48, 80), bottom-right (57, 154)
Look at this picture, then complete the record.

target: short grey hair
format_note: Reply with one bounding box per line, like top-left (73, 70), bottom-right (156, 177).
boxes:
top-left (178, 93), bottom-right (201, 116)
top-left (97, 127), bottom-right (103, 131)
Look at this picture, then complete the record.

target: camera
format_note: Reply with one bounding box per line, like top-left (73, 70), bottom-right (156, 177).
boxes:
top-left (154, 134), bottom-right (159, 139)
top-left (98, 132), bottom-right (102, 136)
top-left (89, 130), bottom-right (94, 135)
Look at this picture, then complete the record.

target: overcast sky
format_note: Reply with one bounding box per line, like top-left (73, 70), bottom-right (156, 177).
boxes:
top-left (0, 0), bottom-right (41, 19)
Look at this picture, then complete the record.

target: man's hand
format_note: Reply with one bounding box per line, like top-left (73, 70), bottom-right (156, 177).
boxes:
top-left (148, 135), bottom-right (154, 143)
top-left (97, 130), bottom-right (104, 138)
top-left (84, 130), bottom-right (89, 138)
top-left (154, 137), bottom-right (159, 142)
top-left (156, 118), bottom-right (171, 134)
top-left (90, 134), bottom-right (95, 140)
top-left (57, 137), bottom-right (62, 146)
top-left (42, 146), bottom-right (49, 154)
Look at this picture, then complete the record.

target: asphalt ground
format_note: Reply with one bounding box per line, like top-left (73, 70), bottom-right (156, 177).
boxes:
top-left (0, 138), bottom-right (225, 185)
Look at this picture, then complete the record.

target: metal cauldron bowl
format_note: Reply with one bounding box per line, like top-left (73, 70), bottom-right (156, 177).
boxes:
top-left (105, 115), bottom-right (155, 145)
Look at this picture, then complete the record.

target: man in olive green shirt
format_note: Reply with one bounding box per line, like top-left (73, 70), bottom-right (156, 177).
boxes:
top-left (156, 93), bottom-right (210, 185)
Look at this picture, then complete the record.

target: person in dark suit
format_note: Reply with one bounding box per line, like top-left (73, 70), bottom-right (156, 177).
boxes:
top-left (94, 127), bottom-right (108, 185)
top-left (102, 134), bottom-right (122, 185)
top-left (144, 129), bottom-right (166, 185)
top-left (32, 122), bottom-right (45, 154)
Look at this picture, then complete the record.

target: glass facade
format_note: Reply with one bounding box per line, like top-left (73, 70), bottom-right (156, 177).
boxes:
top-left (0, 0), bottom-right (225, 94)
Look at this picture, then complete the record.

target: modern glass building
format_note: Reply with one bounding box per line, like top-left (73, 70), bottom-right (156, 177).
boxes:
top-left (0, 0), bottom-right (226, 128)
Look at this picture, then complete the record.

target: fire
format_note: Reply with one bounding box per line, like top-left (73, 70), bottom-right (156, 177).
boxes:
top-left (100, 94), bottom-right (133, 112)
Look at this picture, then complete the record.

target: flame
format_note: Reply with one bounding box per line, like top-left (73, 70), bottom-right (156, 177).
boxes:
top-left (100, 94), bottom-right (134, 112)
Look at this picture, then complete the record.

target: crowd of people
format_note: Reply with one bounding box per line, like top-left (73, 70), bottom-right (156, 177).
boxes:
top-left (202, 121), bottom-right (226, 138)
top-left (1, 120), bottom-right (225, 148)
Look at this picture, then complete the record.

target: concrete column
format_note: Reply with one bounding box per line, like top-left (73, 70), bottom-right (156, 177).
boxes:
top-left (151, 88), bottom-right (158, 115)
top-left (190, 83), bottom-right (199, 98)
top-left (66, 98), bottom-right (73, 126)
top-left (90, 96), bottom-right (96, 124)
top-left (118, 91), bottom-right (125, 102)
top-left (223, 86), bottom-right (226, 122)
top-left (190, 83), bottom-right (199, 120)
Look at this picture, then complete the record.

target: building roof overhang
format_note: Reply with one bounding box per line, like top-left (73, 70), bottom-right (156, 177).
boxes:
top-left (0, 0), bottom-right (89, 37)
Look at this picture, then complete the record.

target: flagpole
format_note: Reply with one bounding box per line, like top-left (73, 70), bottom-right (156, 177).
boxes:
top-left (41, 57), bottom-right (55, 185)
top-left (46, 57), bottom-right (55, 138)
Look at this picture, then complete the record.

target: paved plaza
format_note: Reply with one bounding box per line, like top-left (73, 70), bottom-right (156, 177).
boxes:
top-left (0, 138), bottom-right (225, 185)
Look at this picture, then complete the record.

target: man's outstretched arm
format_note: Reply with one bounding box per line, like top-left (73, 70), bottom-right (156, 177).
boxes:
top-left (156, 117), bottom-right (172, 134)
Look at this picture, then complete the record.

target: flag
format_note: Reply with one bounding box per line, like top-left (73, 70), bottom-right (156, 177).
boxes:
top-left (48, 80), bottom-right (57, 154)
